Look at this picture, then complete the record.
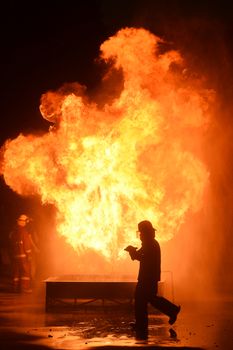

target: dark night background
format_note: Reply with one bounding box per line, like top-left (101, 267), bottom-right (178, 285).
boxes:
top-left (0, 0), bottom-right (233, 293)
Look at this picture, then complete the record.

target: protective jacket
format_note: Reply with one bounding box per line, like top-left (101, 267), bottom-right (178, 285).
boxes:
top-left (9, 226), bottom-right (32, 259)
top-left (128, 238), bottom-right (161, 283)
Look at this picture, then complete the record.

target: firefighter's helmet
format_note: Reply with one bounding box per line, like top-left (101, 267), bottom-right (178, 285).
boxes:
top-left (138, 220), bottom-right (156, 238)
top-left (17, 214), bottom-right (30, 223)
top-left (138, 220), bottom-right (156, 233)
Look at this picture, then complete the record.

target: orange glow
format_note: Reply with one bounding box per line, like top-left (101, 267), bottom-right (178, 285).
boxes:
top-left (0, 28), bottom-right (212, 260)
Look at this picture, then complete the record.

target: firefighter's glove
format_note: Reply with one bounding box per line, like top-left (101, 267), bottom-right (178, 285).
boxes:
top-left (26, 253), bottom-right (32, 261)
top-left (124, 245), bottom-right (137, 253)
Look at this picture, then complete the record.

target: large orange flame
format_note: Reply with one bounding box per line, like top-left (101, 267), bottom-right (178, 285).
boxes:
top-left (0, 28), bottom-right (212, 260)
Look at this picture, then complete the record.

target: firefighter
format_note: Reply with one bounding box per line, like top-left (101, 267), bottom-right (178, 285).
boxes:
top-left (125, 220), bottom-right (181, 340)
top-left (9, 214), bottom-right (33, 293)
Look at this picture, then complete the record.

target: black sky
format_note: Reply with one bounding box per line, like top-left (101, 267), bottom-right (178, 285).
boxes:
top-left (0, 0), bottom-right (233, 143)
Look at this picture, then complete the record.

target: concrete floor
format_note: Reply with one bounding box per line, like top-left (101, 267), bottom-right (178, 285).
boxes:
top-left (0, 277), bottom-right (232, 349)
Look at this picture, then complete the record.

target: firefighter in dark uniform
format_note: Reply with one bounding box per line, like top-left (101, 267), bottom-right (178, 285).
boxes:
top-left (9, 214), bottom-right (33, 293)
top-left (125, 220), bottom-right (181, 340)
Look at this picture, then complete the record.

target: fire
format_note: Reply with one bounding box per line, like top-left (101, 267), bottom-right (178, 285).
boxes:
top-left (0, 28), bottom-right (212, 260)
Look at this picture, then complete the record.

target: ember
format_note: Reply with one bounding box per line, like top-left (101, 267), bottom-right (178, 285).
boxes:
top-left (0, 28), bottom-right (212, 261)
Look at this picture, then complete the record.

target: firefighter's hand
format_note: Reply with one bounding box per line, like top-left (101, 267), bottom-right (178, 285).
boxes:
top-left (124, 245), bottom-right (137, 253)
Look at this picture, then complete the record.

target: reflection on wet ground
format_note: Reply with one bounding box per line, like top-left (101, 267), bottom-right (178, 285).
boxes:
top-left (0, 279), bottom-right (232, 349)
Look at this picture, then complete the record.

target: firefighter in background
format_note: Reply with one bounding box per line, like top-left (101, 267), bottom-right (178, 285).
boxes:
top-left (9, 214), bottom-right (36, 293)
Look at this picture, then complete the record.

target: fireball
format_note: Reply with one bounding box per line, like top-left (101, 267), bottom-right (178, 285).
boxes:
top-left (0, 28), bottom-right (212, 260)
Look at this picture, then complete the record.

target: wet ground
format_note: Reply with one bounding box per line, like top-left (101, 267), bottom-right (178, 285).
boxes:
top-left (0, 277), bottom-right (232, 349)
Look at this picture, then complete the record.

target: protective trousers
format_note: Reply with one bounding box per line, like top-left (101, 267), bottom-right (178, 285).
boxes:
top-left (135, 282), bottom-right (178, 338)
top-left (12, 257), bottom-right (31, 292)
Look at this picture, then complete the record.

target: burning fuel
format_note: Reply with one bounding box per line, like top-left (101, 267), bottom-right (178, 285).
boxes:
top-left (0, 28), bottom-right (213, 260)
